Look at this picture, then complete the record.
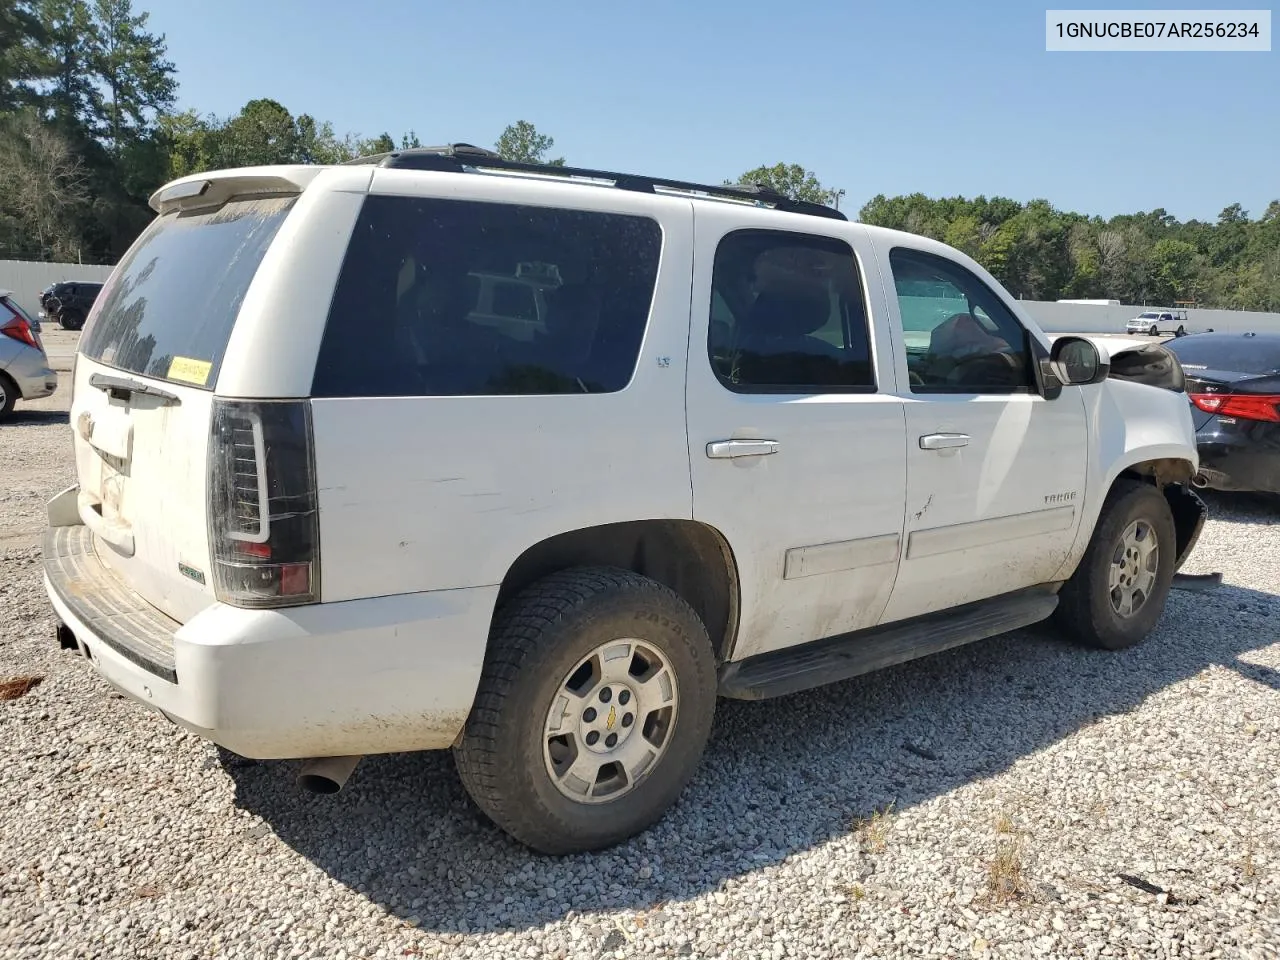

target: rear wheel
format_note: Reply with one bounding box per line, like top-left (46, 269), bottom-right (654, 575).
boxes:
top-left (454, 567), bottom-right (717, 854)
top-left (0, 372), bottom-right (16, 420)
top-left (1055, 481), bottom-right (1175, 650)
top-left (1176, 325), bottom-right (1186, 337)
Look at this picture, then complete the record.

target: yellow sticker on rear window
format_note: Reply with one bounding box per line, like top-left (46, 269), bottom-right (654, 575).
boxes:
top-left (167, 356), bottom-right (213, 386)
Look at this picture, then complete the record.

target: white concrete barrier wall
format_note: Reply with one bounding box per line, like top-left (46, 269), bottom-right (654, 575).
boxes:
top-left (1019, 300), bottom-right (1280, 335)
top-left (0, 260), bottom-right (115, 319)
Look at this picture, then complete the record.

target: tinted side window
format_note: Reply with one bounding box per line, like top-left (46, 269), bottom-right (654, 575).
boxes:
top-left (708, 230), bottom-right (874, 393)
top-left (312, 197), bottom-right (662, 397)
top-left (889, 247), bottom-right (1033, 393)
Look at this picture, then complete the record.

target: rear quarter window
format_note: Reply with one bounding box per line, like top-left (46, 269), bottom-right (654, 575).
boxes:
top-left (311, 196), bottom-right (662, 397)
top-left (80, 196), bottom-right (297, 389)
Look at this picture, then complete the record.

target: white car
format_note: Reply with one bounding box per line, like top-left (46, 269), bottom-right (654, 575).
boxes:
top-left (43, 145), bottom-right (1206, 854)
top-left (1126, 310), bottom-right (1187, 337)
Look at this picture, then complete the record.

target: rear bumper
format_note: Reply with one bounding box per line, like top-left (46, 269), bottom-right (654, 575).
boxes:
top-left (1194, 436), bottom-right (1280, 495)
top-left (5, 356), bottom-right (57, 400)
top-left (43, 521), bottom-right (496, 759)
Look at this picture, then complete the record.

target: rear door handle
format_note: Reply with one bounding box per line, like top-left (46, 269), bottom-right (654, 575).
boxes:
top-left (706, 439), bottom-right (779, 459)
top-left (919, 433), bottom-right (970, 450)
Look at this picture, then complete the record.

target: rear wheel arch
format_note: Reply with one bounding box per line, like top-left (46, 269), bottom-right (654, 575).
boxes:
top-left (493, 520), bottom-right (741, 663)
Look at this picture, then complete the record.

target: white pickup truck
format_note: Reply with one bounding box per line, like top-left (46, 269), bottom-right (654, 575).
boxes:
top-left (43, 145), bottom-right (1206, 854)
top-left (1126, 309), bottom-right (1188, 337)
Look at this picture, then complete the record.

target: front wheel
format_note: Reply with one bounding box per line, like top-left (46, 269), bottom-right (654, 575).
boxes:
top-left (1149, 325), bottom-right (1159, 336)
top-left (1055, 481), bottom-right (1176, 650)
top-left (59, 309), bottom-right (85, 331)
top-left (1176, 325), bottom-right (1186, 337)
top-left (454, 567), bottom-right (717, 854)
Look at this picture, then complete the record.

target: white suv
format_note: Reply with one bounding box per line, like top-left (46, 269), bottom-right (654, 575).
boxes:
top-left (43, 145), bottom-right (1206, 854)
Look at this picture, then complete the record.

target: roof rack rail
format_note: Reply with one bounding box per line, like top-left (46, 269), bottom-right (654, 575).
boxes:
top-left (341, 143), bottom-right (848, 221)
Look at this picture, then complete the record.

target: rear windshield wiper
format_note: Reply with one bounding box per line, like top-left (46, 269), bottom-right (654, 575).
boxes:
top-left (88, 373), bottom-right (181, 405)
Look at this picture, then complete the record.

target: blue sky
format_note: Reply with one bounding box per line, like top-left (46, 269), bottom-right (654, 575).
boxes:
top-left (144, 0), bottom-right (1276, 222)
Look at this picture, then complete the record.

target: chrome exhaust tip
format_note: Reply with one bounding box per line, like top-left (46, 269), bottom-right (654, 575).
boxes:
top-left (297, 755), bottom-right (363, 794)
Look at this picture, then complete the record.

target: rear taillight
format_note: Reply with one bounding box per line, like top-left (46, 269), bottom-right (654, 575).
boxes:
top-left (1, 316), bottom-right (39, 349)
top-left (1190, 393), bottom-right (1280, 423)
top-left (209, 399), bottom-right (321, 608)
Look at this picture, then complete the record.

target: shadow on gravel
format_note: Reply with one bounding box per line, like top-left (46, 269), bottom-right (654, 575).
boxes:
top-left (1195, 489), bottom-right (1279, 522)
top-left (226, 555), bottom-right (1280, 935)
top-left (3, 410), bottom-right (69, 427)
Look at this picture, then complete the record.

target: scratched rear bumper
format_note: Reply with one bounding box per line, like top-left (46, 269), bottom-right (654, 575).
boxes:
top-left (44, 521), bottom-right (497, 759)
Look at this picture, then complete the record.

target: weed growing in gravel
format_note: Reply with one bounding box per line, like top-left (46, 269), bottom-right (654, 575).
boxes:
top-left (854, 803), bottom-right (895, 854)
top-left (986, 837), bottom-right (1026, 903)
top-left (838, 883), bottom-right (867, 902)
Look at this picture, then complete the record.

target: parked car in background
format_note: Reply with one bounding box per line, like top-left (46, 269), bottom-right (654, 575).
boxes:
top-left (0, 290), bottom-right (58, 420)
top-left (1126, 309), bottom-right (1187, 337)
top-left (1165, 331), bottom-right (1280, 496)
top-left (43, 146), bottom-right (1204, 855)
top-left (39, 280), bottom-right (104, 330)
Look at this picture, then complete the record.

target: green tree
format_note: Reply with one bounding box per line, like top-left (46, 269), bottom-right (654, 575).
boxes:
top-left (90, 0), bottom-right (176, 151)
top-left (943, 214), bottom-right (983, 259)
top-left (295, 114), bottom-right (354, 164)
top-left (216, 98), bottom-right (300, 167)
top-left (495, 120), bottom-right (563, 165)
top-left (731, 163), bottom-right (837, 205)
top-left (1149, 238), bottom-right (1200, 303)
top-left (0, 1), bottom-right (48, 112)
top-left (158, 109), bottom-right (218, 178)
top-left (35, 0), bottom-right (101, 131)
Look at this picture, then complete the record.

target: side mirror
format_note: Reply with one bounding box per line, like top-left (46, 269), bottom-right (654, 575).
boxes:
top-left (1049, 336), bottom-right (1109, 386)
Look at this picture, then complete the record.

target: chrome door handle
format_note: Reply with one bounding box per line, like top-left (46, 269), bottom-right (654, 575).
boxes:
top-left (706, 439), bottom-right (779, 459)
top-left (919, 433), bottom-right (970, 450)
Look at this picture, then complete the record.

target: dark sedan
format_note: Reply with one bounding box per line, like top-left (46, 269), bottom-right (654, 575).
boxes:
top-left (1165, 332), bottom-right (1280, 496)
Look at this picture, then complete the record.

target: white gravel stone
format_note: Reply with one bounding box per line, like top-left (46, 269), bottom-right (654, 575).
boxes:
top-left (2, 383), bottom-right (1279, 959)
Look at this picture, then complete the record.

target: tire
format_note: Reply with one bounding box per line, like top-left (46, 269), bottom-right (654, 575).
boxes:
top-left (1176, 325), bottom-right (1186, 337)
top-left (1149, 325), bottom-right (1158, 336)
top-left (454, 566), bottom-right (717, 854)
top-left (1055, 480), bottom-right (1176, 650)
top-left (59, 309), bottom-right (84, 331)
top-left (0, 372), bottom-right (16, 421)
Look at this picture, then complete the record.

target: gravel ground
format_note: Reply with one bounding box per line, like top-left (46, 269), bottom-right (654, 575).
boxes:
top-left (2, 384), bottom-right (1279, 960)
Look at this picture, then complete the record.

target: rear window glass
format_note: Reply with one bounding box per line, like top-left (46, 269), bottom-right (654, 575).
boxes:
top-left (1, 297), bottom-right (34, 324)
top-left (81, 196), bottom-right (297, 389)
top-left (311, 196), bottom-right (662, 397)
top-left (1166, 336), bottom-right (1280, 375)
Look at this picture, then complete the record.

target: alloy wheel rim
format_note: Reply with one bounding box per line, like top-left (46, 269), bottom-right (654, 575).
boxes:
top-left (543, 639), bottom-right (679, 803)
top-left (1107, 519), bottom-right (1159, 618)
